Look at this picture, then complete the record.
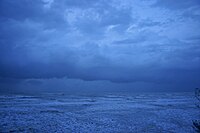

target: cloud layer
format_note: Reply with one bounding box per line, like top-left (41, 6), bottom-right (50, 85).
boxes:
top-left (0, 0), bottom-right (200, 91)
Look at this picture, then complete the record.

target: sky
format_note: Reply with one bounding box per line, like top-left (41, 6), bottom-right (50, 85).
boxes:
top-left (0, 0), bottom-right (200, 93)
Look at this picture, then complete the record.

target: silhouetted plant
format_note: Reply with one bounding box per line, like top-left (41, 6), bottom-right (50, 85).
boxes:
top-left (195, 88), bottom-right (200, 107)
top-left (193, 88), bottom-right (200, 132)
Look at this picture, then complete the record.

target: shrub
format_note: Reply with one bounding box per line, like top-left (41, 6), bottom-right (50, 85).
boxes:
top-left (193, 88), bottom-right (200, 132)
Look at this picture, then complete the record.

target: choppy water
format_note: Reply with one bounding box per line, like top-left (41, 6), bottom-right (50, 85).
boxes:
top-left (0, 92), bottom-right (199, 132)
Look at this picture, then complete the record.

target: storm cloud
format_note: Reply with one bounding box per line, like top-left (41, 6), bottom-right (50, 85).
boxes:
top-left (0, 0), bottom-right (200, 92)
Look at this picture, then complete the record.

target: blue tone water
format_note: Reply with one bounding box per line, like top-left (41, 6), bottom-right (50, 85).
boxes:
top-left (0, 92), bottom-right (199, 132)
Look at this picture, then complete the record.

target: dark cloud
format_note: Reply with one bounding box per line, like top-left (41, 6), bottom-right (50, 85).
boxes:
top-left (25, 79), bottom-right (43, 85)
top-left (0, 0), bottom-right (200, 92)
top-left (113, 38), bottom-right (146, 45)
top-left (0, 0), bottom-right (44, 20)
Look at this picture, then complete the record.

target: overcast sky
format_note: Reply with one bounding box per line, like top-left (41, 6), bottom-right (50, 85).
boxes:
top-left (0, 0), bottom-right (200, 93)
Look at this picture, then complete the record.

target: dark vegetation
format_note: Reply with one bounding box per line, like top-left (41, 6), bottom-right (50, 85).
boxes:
top-left (193, 88), bottom-right (200, 132)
